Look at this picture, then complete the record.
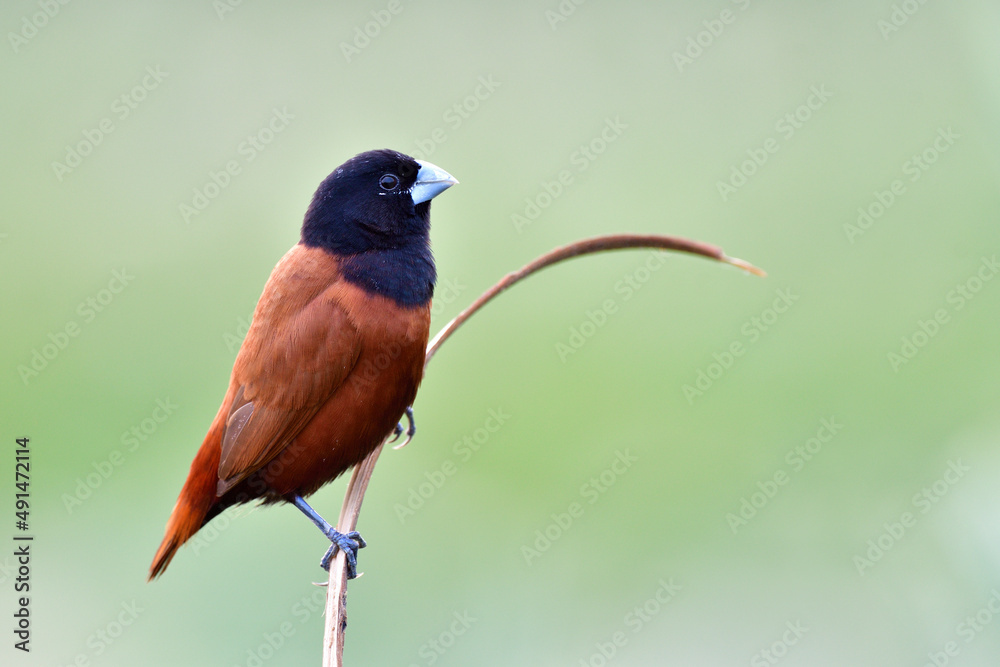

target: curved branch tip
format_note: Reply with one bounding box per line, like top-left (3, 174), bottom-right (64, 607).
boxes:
top-left (321, 232), bottom-right (763, 666)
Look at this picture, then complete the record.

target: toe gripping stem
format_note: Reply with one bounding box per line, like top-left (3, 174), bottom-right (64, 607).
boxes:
top-left (291, 495), bottom-right (366, 579)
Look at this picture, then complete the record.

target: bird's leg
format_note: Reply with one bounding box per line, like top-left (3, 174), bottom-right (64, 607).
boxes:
top-left (389, 406), bottom-right (416, 449)
top-left (291, 494), bottom-right (366, 579)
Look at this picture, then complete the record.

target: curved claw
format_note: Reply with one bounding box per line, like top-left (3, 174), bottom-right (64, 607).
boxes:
top-left (392, 406), bottom-right (416, 450)
top-left (321, 529), bottom-right (367, 579)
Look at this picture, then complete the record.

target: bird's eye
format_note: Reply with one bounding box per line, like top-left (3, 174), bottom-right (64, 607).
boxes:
top-left (379, 174), bottom-right (400, 191)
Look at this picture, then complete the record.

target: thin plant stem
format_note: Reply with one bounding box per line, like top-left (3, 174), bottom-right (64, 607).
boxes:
top-left (321, 233), bottom-right (764, 666)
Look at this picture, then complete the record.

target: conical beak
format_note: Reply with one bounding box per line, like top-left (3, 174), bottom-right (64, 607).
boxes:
top-left (410, 160), bottom-right (458, 205)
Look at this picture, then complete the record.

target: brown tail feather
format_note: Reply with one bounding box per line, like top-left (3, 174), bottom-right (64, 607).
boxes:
top-left (148, 419), bottom-right (225, 580)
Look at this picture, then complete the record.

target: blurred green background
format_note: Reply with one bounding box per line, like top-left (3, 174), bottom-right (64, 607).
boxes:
top-left (2, 1), bottom-right (999, 665)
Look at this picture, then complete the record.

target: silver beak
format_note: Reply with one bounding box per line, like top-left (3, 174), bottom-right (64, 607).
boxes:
top-left (410, 159), bottom-right (458, 205)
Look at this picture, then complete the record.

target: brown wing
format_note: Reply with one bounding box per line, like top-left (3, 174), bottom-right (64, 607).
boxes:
top-left (216, 247), bottom-right (362, 495)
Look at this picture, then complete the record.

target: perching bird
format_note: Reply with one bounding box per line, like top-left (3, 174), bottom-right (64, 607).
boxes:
top-left (149, 149), bottom-right (457, 580)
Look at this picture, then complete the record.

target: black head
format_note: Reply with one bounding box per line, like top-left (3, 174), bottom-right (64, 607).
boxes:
top-left (300, 149), bottom-right (457, 306)
top-left (301, 149), bottom-right (456, 254)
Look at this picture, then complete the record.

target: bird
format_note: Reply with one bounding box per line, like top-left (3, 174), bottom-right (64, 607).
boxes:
top-left (149, 149), bottom-right (457, 580)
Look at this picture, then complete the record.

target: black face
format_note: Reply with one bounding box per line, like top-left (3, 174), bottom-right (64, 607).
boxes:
top-left (301, 149), bottom-right (428, 254)
top-left (300, 149), bottom-right (439, 307)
